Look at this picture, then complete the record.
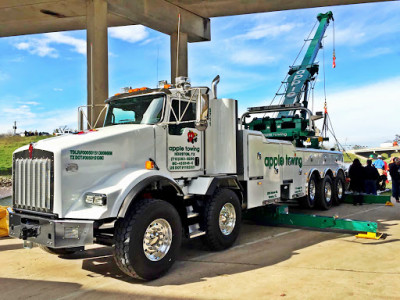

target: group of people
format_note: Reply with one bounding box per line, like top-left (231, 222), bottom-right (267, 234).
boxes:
top-left (348, 155), bottom-right (400, 205)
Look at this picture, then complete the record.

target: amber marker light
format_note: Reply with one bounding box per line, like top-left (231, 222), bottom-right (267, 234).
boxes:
top-left (145, 160), bottom-right (154, 170)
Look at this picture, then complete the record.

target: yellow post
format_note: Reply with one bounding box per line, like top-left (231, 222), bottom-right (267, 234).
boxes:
top-left (0, 206), bottom-right (9, 237)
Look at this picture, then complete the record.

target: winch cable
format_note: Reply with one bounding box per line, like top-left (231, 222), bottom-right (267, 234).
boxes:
top-left (318, 30), bottom-right (350, 162)
top-left (326, 112), bottom-right (353, 162)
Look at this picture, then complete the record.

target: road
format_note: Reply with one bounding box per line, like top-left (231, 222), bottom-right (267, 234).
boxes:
top-left (0, 201), bottom-right (399, 300)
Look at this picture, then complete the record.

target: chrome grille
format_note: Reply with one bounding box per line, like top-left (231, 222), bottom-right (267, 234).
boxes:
top-left (14, 158), bottom-right (53, 212)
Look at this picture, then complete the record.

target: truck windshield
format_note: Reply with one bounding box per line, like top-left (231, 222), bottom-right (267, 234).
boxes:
top-left (104, 94), bottom-right (164, 126)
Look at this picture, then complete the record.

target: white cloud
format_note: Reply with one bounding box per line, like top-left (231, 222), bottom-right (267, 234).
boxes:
top-left (0, 105), bottom-right (77, 133)
top-left (361, 47), bottom-right (393, 58)
top-left (230, 48), bottom-right (276, 66)
top-left (0, 71), bottom-right (9, 81)
top-left (109, 25), bottom-right (148, 43)
top-left (13, 32), bottom-right (86, 58)
top-left (17, 101), bottom-right (40, 106)
top-left (235, 23), bottom-right (296, 40)
top-left (3, 105), bottom-right (35, 119)
top-left (53, 88), bottom-right (63, 92)
top-left (45, 32), bottom-right (86, 55)
top-left (322, 77), bottom-right (400, 147)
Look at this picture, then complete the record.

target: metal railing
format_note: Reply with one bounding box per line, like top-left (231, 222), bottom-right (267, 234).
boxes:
top-left (77, 105), bottom-right (107, 131)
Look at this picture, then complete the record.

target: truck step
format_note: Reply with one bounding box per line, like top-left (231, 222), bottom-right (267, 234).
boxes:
top-left (188, 223), bottom-right (206, 239)
top-left (189, 230), bottom-right (206, 238)
top-left (186, 205), bottom-right (199, 219)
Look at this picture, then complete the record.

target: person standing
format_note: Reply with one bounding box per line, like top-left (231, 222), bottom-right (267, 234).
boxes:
top-left (389, 158), bottom-right (400, 202)
top-left (349, 159), bottom-right (365, 205)
top-left (373, 155), bottom-right (385, 174)
top-left (389, 157), bottom-right (400, 203)
top-left (364, 159), bottom-right (379, 195)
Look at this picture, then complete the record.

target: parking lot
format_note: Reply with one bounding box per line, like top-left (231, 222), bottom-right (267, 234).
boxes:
top-left (1, 202), bottom-right (399, 300)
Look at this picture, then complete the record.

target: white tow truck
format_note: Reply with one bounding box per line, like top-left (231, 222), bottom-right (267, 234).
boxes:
top-left (9, 75), bottom-right (345, 280)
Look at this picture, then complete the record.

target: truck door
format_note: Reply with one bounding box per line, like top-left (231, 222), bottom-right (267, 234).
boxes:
top-left (167, 98), bottom-right (203, 174)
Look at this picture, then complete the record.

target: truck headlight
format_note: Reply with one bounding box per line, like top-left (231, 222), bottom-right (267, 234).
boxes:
top-left (85, 193), bottom-right (107, 206)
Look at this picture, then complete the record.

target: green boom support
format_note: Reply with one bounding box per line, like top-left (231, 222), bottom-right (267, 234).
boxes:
top-left (343, 193), bottom-right (390, 204)
top-left (245, 205), bottom-right (378, 234)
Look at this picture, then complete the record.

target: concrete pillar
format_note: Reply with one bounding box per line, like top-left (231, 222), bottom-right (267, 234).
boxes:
top-left (86, 0), bottom-right (108, 128)
top-left (170, 32), bottom-right (188, 84)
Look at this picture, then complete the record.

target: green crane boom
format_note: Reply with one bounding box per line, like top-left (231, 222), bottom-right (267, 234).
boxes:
top-left (244, 12), bottom-right (334, 148)
top-left (280, 11), bottom-right (334, 116)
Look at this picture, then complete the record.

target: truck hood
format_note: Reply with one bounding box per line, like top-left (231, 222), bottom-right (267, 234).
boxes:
top-left (14, 125), bottom-right (152, 154)
top-left (13, 124), bottom-right (157, 218)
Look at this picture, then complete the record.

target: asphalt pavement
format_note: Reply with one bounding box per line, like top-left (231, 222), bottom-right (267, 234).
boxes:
top-left (0, 200), bottom-right (399, 300)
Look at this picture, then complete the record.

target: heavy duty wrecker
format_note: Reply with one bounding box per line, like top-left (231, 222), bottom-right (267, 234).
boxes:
top-left (8, 12), bottom-right (383, 280)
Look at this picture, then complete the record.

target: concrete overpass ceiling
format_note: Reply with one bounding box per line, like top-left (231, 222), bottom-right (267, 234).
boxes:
top-left (165, 0), bottom-right (395, 17)
top-left (0, 0), bottom-right (132, 37)
top-left (0, 0), bottom-right (394, 40)
top-left (0, 0), bottom-right (210, 42)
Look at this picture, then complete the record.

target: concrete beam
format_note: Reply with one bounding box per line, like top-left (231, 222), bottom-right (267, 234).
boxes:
top-left (170, 32), bottom-right (188, 83)
top-left (86, 0), bottom-right (108, 128)
top-left (0, 0), bottom-right (61, 9)
top-left (0, 17), bottom-right (86, 37)
top-left (0, 11), bottom-right (132, 37)
top-left (107, 0), bottom-right (210, 42)
top-left (167, 0), bottom-right (396, 18)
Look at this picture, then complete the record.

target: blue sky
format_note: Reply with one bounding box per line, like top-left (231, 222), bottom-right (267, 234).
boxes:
top-left (0, 2), bottom-right (399, 147)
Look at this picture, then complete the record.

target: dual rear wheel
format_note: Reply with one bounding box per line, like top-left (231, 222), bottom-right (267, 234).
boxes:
top-left (302, 172), bottom-right (345, 210)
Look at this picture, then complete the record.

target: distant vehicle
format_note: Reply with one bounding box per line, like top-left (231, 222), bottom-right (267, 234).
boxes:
top-left (54, 130), bottom-right (75, 136)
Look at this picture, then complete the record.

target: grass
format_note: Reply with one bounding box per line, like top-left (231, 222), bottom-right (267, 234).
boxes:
top-left (0, 136), bottom-right (51, 175)
top-left (343, 152), bottom-right (367, 164)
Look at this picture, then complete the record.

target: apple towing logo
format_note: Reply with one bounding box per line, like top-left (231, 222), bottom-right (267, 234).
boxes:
top-left (264, 154), bottom-right (302, 168)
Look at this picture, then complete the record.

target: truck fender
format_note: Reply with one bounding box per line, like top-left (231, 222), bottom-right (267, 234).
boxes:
top-left (323, 168), bottom-right (334, 178)
top-left (334, 167), bottom-right (345, 178)
top-left (188, 176), bottom-right (243, 203)
top-left (117, 173), bottom-right (182, 218)
top-left (306, 168), bottom-right (321, 182)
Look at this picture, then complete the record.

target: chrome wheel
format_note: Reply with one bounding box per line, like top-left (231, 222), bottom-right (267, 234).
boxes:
top-left (337, 181), bottom-right (344, 200)
top-left (219, 203), bottom-right (236, 235)
top-left (309, 180), bottom-right (316, 201)
top-left (143, 218), bottom-right (172, 261)
top-left (325, 181), bottom-right (332, 203)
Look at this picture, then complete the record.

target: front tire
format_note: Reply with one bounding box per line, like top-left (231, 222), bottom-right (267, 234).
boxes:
top-left (202, 188), bottom-right (241, 251)
top-left (319, 175), bottom-right (333, 210)
top-left (113, 199), bottom-right (182, 280)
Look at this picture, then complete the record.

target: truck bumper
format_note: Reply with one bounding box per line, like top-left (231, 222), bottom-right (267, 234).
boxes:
top-left (9, 211), bottom-right (94, 248)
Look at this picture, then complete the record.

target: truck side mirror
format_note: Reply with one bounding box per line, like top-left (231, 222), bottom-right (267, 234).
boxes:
top-left (195, 93), bottom-right (209, 131)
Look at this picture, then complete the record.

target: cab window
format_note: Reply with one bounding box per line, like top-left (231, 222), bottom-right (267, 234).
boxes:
top-left (168, 99), bottom-right (196, 135)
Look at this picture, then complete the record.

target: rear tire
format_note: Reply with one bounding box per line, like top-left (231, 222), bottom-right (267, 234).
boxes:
top-left (318, 175), bottom-right (333, 210)
top-left (39, 245), bottom-right (82, 256)
top-left (301, 173), bottom-right (319, 209)
top-left (202, 188), bottom-right (241, 251)
top-left (333, 173), bottom-right (345, 205)
top-left (113, 198), bottom-right (182, 280)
